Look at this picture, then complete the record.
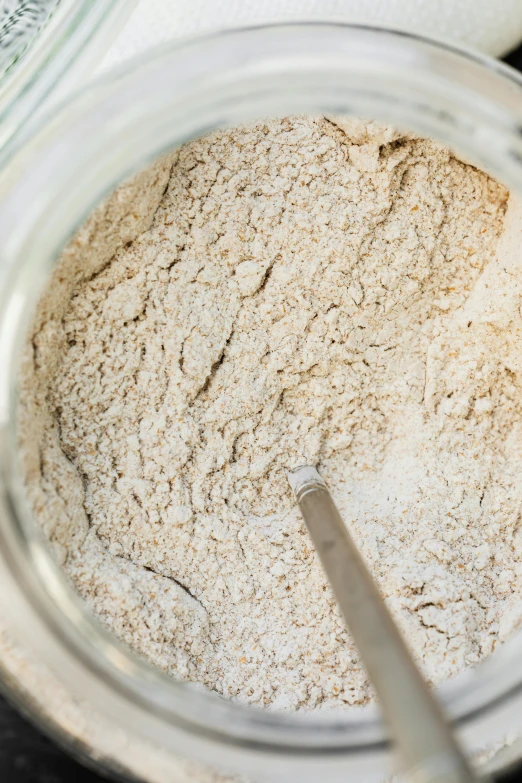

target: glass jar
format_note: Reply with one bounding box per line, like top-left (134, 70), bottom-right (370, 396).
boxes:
top-left (1, 22), bottom-right (522, 783)
top-left (0, 0), bottom-right (135, 164)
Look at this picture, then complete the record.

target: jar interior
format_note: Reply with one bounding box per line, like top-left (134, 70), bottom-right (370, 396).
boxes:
top-left (12, 108), bottom-right (522, 725)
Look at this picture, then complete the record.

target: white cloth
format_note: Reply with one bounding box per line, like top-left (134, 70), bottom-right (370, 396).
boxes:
top-left (99, 0), bottom-right (522, 72)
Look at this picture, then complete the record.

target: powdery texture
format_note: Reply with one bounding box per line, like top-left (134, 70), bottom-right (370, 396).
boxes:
top-left (21, 116), bottom-right (522, 712)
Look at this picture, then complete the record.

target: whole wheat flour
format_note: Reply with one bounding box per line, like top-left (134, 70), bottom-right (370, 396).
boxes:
top-left (20, 115), bottom-right (522, 711)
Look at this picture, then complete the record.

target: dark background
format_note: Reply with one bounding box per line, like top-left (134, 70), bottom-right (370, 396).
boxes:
top-left (2, 40), bottom-right (522, 783)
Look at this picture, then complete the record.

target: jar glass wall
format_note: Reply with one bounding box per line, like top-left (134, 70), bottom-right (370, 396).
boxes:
top-left (1, 23), bottom-right (522, 783)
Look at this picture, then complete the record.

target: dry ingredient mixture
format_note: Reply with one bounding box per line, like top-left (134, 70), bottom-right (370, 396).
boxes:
top-left (20, 115), bottom-right (522, 712)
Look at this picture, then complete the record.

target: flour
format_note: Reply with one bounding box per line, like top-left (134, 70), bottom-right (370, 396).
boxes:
top-left (21, 115), bottom-right (522, 712)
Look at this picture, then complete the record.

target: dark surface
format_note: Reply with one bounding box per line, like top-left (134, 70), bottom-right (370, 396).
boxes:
top-left (3, 38), bottom-right (522, 783)
top-left (0, 692), bottom-right (109, 783)
top-left (504, 42), bottom-right (522, 71)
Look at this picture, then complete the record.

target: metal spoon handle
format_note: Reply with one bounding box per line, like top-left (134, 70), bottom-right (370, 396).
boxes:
top-left (288, 466), bottom-right (482, 783)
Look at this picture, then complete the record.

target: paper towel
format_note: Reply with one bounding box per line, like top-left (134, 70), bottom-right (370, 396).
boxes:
top-left (100, 0), bottom-right (522, 71)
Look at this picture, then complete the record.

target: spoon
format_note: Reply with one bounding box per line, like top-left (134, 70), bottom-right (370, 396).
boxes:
top-left (287, 465), bottom-right (484, 783)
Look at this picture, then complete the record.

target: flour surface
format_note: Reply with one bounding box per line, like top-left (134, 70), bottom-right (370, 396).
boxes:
top-left (22, 116), bottom-right (522, 711)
